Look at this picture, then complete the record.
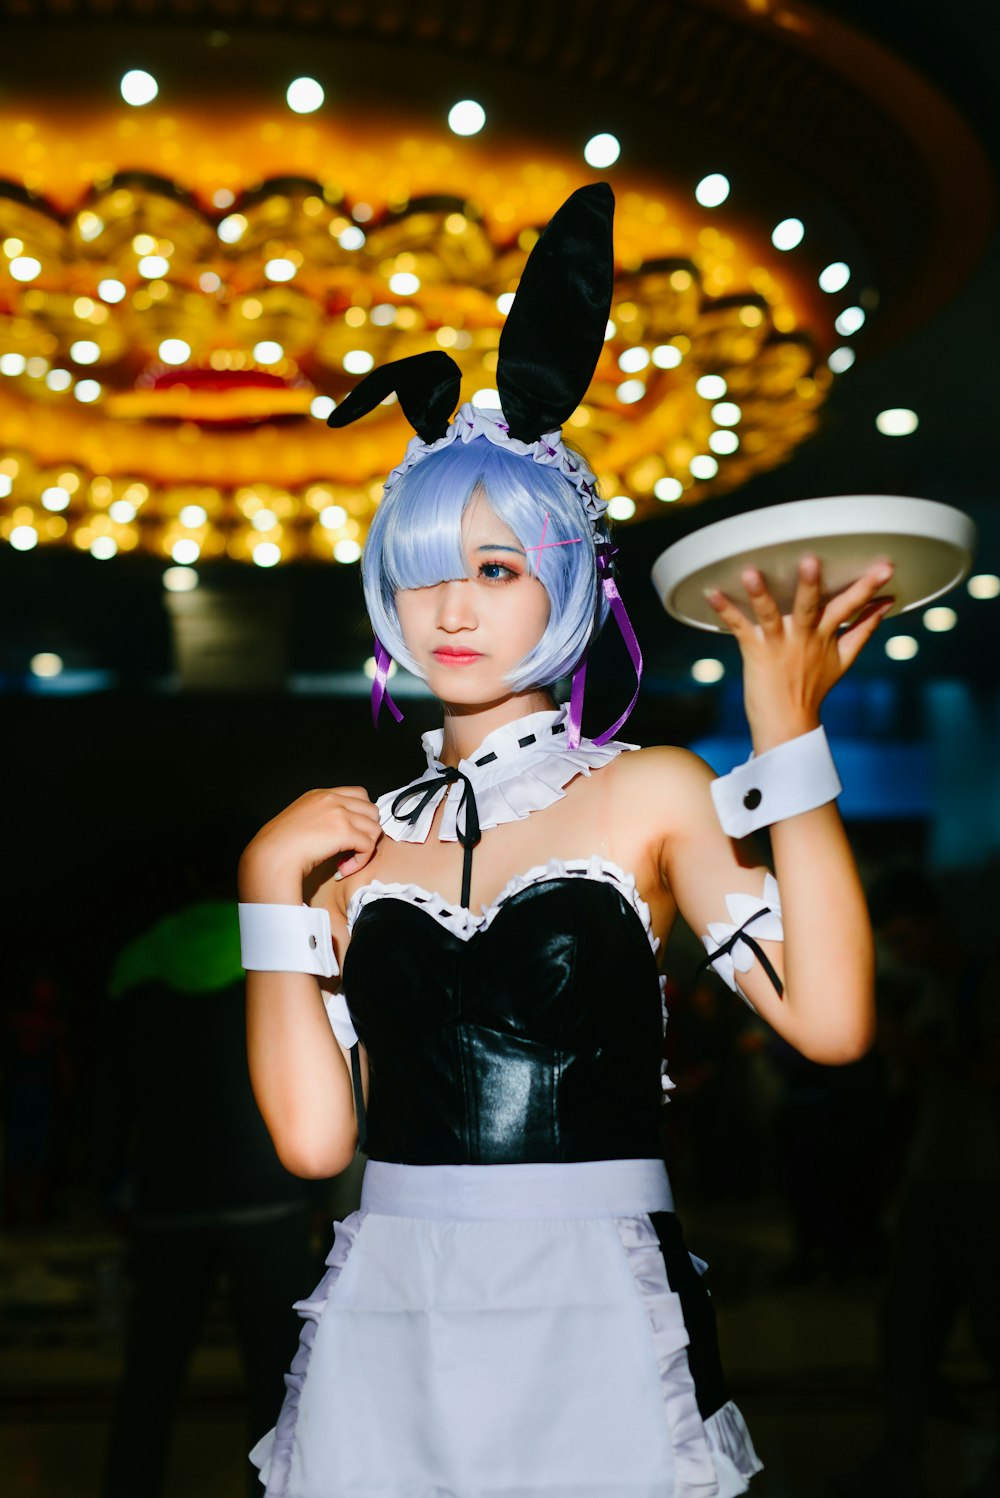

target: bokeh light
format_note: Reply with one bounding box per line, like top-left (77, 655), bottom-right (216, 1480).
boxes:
top-left (835, 305), bottom-right (866, 336)
top-left (876, 408), bottom-right (918, 436)
top-left (584, 133), bottom-right (621, 168)
top-left (607, 495), bottom-right (636, 520)
top-left (286, 78), bottom-right (324, 114)
top-left (692, 658), bottom-right (725, 683)
top-left (120, 70), bottom-right (158, 107)
top-left (30, 652), bottom-right (63, 677)
top-left (695, 174), bottom-right (730, 207)
top-left (819, 261), bottom-right (851, 293)
top-left (448, 100), bottom-right (486, 136)
top-left (771, 218), bottom-right (805, 250)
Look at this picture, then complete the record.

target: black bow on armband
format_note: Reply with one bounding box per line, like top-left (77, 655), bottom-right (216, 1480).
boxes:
top-left (695, 909), bottom-right (785, 1000)
top-left (390, 767), bottom-right (482, 910)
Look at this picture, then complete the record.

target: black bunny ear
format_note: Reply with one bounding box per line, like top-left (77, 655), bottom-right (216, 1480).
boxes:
top-left (326, 351), bottom-right (461, 442)
top-left (497, 183), bottom-right (615, 443)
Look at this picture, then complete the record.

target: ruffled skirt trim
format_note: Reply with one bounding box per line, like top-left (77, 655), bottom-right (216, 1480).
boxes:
top-left (614, 1215), bottom-right (762, 1497)
top-left (705, 1402), bottom-right (764, 1497)
top-left (248, 1209), bottom-right (366, 1495)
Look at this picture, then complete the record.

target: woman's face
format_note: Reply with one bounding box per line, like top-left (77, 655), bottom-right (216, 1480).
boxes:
top-left (395, 488), bottom-right (550, 706)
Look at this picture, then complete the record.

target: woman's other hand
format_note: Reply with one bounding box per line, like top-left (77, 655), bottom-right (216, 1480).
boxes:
top-left (704, 555), bottom-right (894, 752)
top-left (238, 787), bottom-right (382, 900)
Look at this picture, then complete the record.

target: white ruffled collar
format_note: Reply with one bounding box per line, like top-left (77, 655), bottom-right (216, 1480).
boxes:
top-left (376, 703), bottom-right (636, 844)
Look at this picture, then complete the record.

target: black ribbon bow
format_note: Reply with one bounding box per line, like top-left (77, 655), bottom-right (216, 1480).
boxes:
top-left (390, 766), bottom-right (482, 910)
top-left (695, 909), bottom-right (785, 1000)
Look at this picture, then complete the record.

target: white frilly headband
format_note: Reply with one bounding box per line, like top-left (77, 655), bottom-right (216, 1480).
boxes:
top-left (382, 401), bottom-right (607, 527)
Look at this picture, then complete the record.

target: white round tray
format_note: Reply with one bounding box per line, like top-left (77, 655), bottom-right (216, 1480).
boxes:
top-left (650, 495), bottom-right (976, 633)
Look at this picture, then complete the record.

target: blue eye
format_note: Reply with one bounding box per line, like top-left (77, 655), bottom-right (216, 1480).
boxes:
top-left (478, 561), bottom-right (518, 583)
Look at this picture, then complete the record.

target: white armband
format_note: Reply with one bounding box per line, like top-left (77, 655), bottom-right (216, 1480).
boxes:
top-left (710, 726), bottom-right (841, 838)
top-left (238, 902), bottom-right (339, 980)
top-left (701, 874), bottom-right (784, 1009)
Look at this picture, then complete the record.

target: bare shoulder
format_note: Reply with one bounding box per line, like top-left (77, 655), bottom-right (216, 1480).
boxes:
top-left (609, 744), bottom-right (719, 844)
top-left (618, 742), bottom-right (716, 782)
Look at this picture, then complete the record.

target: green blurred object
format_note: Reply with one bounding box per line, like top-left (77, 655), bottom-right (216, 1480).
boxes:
top-left (109, 900), bottom-right (244, 998)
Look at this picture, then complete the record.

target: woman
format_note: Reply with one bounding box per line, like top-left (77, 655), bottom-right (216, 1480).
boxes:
top-left (238, 186), bottom-right (893, 1497)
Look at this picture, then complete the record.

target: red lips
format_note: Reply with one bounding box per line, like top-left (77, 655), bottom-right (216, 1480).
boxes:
top-left (432, 648), bottom-right (483, 666)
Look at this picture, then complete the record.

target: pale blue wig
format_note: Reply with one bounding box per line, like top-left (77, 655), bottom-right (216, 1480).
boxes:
top-left (362, 435), bottom-right (611, 689)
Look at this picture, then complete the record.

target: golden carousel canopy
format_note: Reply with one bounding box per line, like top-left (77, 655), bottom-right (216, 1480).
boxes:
top-left (0, 0), bottom-right (992, 570)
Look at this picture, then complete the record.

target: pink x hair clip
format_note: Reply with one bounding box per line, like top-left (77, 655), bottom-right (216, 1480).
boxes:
top-left (524, 512), bottom-right (583, 574)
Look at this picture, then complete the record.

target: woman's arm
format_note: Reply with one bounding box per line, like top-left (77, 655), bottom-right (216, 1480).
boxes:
top-left (245, 978), bottom-right (359, 1178)
top-left (650, 554), bottom-right (896, 1063)
top-left (649, 749), bottom-right (874, 1063)
top-left (239, 786), bottom-right (381, 1177)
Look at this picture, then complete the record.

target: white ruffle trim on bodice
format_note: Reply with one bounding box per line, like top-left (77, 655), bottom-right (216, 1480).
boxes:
top-left (376, 704), bottom-right (636, 845)
top-left (346, 853), bottom-right (657, 951)
top-left (346, 855), bottom-right (676, 1102)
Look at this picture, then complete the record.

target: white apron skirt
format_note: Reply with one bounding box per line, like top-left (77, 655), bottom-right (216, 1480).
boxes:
top-left (249, 1158), bottom-right (761, 1498)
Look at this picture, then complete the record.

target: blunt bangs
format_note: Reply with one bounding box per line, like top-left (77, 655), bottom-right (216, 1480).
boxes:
top-left (362, 436), bottom-right (609, 688)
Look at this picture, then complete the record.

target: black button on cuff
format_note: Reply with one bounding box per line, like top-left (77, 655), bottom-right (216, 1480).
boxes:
top-left (309, 934), bottom-right (318, 949)
top-left (743, 788), bottom-right (762, 810)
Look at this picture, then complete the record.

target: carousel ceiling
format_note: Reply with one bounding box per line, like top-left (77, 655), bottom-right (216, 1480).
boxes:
top-left (0, 0), bottom-right (992, 569)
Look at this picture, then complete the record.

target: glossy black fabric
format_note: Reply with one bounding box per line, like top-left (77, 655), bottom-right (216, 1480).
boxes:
top-left (326, 350), bottom-right (461, 442)
top-left (343, 876), bottom-right (664, 1165)
top-left (498, 183), bottom-right (615, 441)
top-left (326, 186), bottom-right (614, 450)
top-left (651, 1211), bottom-right (729, 1419)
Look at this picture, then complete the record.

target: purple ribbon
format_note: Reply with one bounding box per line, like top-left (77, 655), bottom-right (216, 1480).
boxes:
top-left (371, 633), bottom-right (404, 730)
top-left (565, 543), bottom-right (643, 750)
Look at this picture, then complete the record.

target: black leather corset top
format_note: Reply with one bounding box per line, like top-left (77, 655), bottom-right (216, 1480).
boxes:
top-left (342, 868), bottom-right (665, 1165)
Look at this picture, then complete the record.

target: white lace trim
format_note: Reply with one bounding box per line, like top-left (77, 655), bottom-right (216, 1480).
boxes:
top-left (346, 854), bottom-right (654, 949)
top-left (249, 1210), bottom-right (368, 1493)
top-left (659, 973), bottom-right (675, 1102)
top-left (704, 1400), bottom-right (765, 1495)
top-left (614, 1216), bottom-right (764, 1496)
top-left (376, 704), bottom-right (635, 845)
top-left (321, 989), bottom-right (358, 1050)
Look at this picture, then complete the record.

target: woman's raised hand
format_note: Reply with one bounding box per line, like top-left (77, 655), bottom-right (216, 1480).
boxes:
top-left (238, 786), bottom-right (382, 900)
top-left (704, 555), bottom-right (895, 752)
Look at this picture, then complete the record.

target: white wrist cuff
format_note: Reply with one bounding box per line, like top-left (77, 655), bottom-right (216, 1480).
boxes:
top-left (710, 726), bottom-right (842, 838)
top-left (238, 902), bottom-right (340, 980)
